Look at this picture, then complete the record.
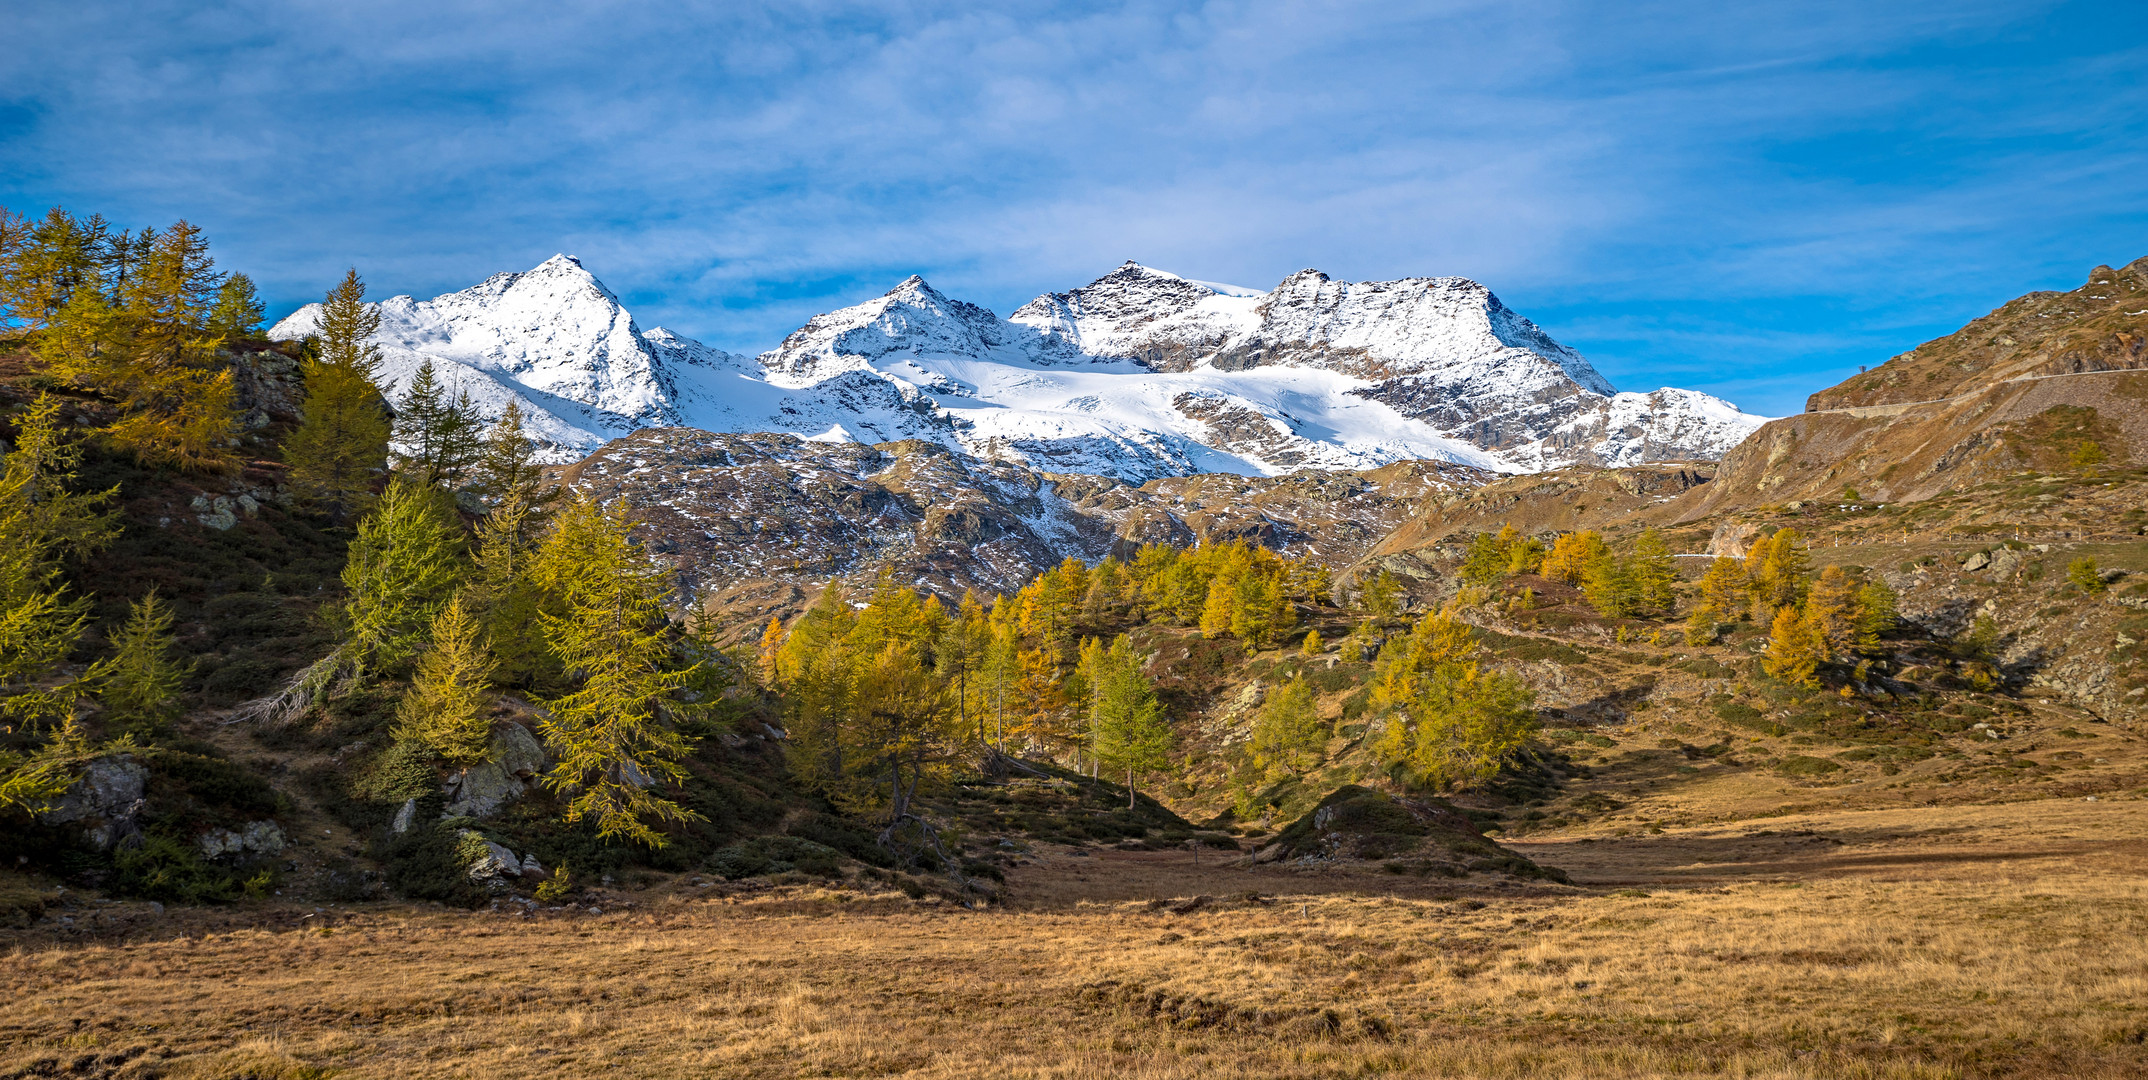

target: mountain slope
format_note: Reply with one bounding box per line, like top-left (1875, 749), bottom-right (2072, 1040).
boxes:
top-left (1671, 256), bottom-right (2148, 515)
top-left (557, 429), bottom-right (1487, 633)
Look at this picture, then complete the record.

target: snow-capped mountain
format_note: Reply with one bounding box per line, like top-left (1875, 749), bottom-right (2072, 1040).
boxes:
top-left (270, 255), bottom-right (1767, 479)
top-left (1010, 262), bottom-right (1755, 470)
top-left (270, 256), bottom-right (947, 461)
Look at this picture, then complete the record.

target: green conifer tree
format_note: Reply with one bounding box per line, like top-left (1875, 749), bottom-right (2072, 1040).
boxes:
top-left (206, 273), bottom-right (265, 340)
top-left (1092, 642), bottom-right (1171, 808)
top-left (393, 595), bottom-right (498, 767)
top-left (392, 358), bottom-right (485, 489)
top-left (471, 401), bottom-right (550, 509)
top-left (1249, 677), bottom-right (1325, 779)
top-left (286, 270), bottom-right (391, 521)
top-left (1629, 529), bottom-right (1678, 615)
top-left (1360, 570), bottom-right (1402, 619)
top-left (340, 480), bottom-right (468, 676)
top-left (468, 483), bottom-right (550, 688)
top-left (99, 588), bottom-right (192, 739)
top-left (0, 395), bottom-right (115, 726)
top-left (1854, 581), bottom-right (1898, 654)
top-left (531, 492), bottom-right (703, 846)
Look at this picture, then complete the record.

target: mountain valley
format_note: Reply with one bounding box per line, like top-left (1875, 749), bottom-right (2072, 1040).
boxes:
top-left (5, 218), bottom-right (2148, 1079)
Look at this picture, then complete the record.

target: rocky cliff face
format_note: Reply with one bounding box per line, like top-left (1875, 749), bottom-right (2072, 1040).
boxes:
top-left (274, 256), bottom-right (1765, 479)
top-left (555, 428), bottom-right (1488, 634)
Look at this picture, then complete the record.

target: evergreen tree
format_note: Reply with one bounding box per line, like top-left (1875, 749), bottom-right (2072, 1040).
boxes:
top-left (206, 273), bottom-right (264, 340)
top-left (1855, 581), bottom-right (1898, 654)
top-left (471, 401), bottom-right (550, 509)
top-left (1091, 641), bottom-right (1171, 808)
top-left (1249, 677), bottom-right (1324, 779)
top-left (119, 221), bottom-right (220, 369)
top-left (1581, 555), bottom-right (1637, 618)
top-left (2068, 557), bottom-right (2106, 594)
top-left (1300, 628), bottom-right (1324, 657)
top-left (467, 481), bottom-right (550, 687)
top-left (1360, 570), bottom-right (1402, 619)
top-left (286, 270), bottom-right (392, 521)
top-left (99, 589), bottom-right (192, 739)
top-left (1541, 531), bottom-right (1609, 585)
top-left (1808, 566), bottom-right (1862, 658)
top-left (1629, 529), bottom-right (1678, 615)
top-left (1461, 532), bottom-right (1507, 585)
top-left (0, 396), bottom-right (115, 727)
top-left (392, 595), bottom-right (498, 768)
top-left (1761, 604), bottom-right (1824, 688)
top-left (530, 492), bottom-right (703, 846)
top-left (392, 359), bottom-right (485, 489)
top-left (340, 479), bottom-right (468, 676)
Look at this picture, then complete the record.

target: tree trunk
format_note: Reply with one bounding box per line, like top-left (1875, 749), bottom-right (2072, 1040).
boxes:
top-left (1127, 766), bottom-right (1136, 809)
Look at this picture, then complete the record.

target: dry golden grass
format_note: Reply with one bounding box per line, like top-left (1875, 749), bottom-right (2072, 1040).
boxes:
top-left (7, 794), bottom-right (2148, 1079)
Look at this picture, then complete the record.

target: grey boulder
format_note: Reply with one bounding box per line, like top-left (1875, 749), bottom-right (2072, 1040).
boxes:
top-left (40, 756), bottom-right (148, 851)
top-left (198, 820), bottom-right (286, 860)
top-left (442, 723), bottom-right (549, 818)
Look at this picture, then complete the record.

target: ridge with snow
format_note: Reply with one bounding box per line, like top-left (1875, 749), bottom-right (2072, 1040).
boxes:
top-left (270, 256), bottom-right (1768, 480)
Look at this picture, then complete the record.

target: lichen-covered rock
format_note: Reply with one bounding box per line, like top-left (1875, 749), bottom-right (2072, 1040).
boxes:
top-left (458, 831), bottom-right (523, 892)
top-left (491, 722), bottom-right (546, 778)
top-left (39, 756), bottom-right (148, 851)
top-left (198, 820), bottom-right (286, 860)
top-left (442, 723), bottom-right (549, 818)
top-left (444, 763), bottom-right (522, 819)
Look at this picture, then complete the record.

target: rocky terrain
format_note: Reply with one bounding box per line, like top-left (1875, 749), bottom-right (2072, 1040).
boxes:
top-left (557, 428), bottom-right (1488, 634)
top-left (272, 257), bottom-right (1766, 480)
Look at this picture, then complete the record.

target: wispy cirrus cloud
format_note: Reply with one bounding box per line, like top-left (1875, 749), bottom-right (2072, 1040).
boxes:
top-left (2, 0), bottom-right (2142, 414)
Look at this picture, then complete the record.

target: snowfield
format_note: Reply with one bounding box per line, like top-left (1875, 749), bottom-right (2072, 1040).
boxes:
top-left (271, 255), bottom-right (1767, 481)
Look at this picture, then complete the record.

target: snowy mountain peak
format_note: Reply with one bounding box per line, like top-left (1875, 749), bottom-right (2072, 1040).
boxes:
top-left (273, 255), bottom-right (1768, 482)
top-left (759, 273), bottom-right (1023, 385)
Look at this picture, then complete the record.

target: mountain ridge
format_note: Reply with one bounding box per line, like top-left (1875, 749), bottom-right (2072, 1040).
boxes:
top-left (271, 256), bottom-right (1768, 480)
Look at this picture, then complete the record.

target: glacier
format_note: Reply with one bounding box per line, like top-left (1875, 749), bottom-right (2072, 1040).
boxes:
top-left (269, 255), bottom-right (1768, 482)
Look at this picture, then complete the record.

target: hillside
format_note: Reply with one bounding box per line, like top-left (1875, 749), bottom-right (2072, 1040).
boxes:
top-left (555, 428), bottom-right (1487, 635)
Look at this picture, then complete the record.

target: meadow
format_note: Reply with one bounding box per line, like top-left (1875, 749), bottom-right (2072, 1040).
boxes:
top-left (6, 793), bottom-right (2146, 1080)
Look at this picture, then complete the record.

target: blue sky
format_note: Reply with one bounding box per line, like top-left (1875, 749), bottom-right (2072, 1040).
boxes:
top-left (4, 0), bottom-right (2143, 416)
